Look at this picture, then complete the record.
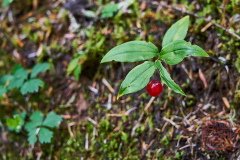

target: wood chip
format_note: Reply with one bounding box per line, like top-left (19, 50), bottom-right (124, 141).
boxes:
top-left (217, 42), bottom-right (223, 48)
top-left (62, 115), bottom-right (77, 119)
top-left (163, 117), bottom-right (180, 129)
top-left (102, 78), bottom-right (114, 93)
top-left (36, 43), bottom-right (43, 56)
top-left (199, 69), bottom-right (207, 88)
top-left (222, 97), bottom-right (230, 108)
top-left (188, 115), bottom-right (196, 122)
top-left (201, 22), bottom-right (212, 32)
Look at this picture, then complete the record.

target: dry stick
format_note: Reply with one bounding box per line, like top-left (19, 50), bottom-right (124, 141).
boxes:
top-left (131, 97), bottom-right (155, 137)
top-left (138, 96), bottom-right (155, 122)
top-left (163, 117), bottom-right (180, 129)
top-left (156, 2), bottom-right (240, 40)
top-left (179, 144), bottom-right (196, 150)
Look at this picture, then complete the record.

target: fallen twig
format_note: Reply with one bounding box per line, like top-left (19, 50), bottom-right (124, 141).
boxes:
top-left (138, 96), bottom-right (155, 122)
top-left (102, 78), bottom-right (114, 93)
top-left (163, 117), bottom-right (180, 129)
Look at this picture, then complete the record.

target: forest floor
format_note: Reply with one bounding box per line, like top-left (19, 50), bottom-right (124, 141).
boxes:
top-left (1, 0), bottom-right (240, 159)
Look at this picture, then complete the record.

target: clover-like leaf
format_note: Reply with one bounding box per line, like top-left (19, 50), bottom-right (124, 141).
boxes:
top-left (7, 68), bottom-right (28, 90)
top-left (118, 61), bottom-right (156, 98)
top-left (42, 112), bottom-right (63, 128)
top-left (155, 60), bottom-right (186, 96)
top-left (28, 128), bottom-right (38, 144)
top-left (162, 16), bottom-right (189, 47)
top-left (101, 41), bottom-right (159, 63)
top-left (20, 79), bottom-right (43, 95)
top-left (30, 62), bottom-right (50, 78)
top-left (30, 111), bottom-right (44, 124)
top-left (7, 77), bottom-right (26, 89)
top-left (0, 75), bottom-right (13, 86)
top-left (160, 40), bottom-right (209, 65)
top-left (14, 68), bottom-right (28, 79)
top-left (25, 111), bottom-right (62, 144)
top-left (25, 122), bottom-right (39, 132)
top-left (38, 127), bottom-right (53, 143)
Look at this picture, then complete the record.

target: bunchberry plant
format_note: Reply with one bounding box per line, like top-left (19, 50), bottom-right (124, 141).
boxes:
top-left (101, 16), bottom-right (209, 98)
top-left (24, 111), bottom-right (62, 144)
top-left (0, 62), bottom-right (50, 96)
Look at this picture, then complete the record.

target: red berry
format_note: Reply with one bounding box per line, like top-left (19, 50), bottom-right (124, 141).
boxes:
top-left (146, 80), bottom-right (163, 97)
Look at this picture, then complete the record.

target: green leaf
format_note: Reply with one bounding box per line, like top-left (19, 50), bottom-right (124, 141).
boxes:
top-left (27, 129), bottom-right (38, 144)
top-left (160, 40), bottom-right (209, 65)
top-left (20, 79), bottom-right (43, 95)
top-left (30, 62), bottom-right (50, 78)
top-left (11, 64), bottom-right (22, 73)
top-left (20, 111), bottom-right (27, 120)
top-left (6, 116), bottom-right (22, 131)
top-left (25, 111), bottom-right (60, 144)
top-left (25, 122), bottom-right (39, 132)
top-left (7, 111), bottom-right (26, 133)
top-left (162, 16), bottom-right (189, 47)
top-left (67, 57), bottom-right (79, 75)
top-left (95, 37), bottom-right (106, 49)
top-left (118, 61), bottom-right (156, 98)
top-left (0, 75), bottom-right (13, 85)
top-left (73, 65), bottom-right (81, 81)
top-left (30, 111), bottom-right (44, 124)
top-left (101, 41), bottom-right (159, 63)
top-left (0, 85), bottom-right (7, 96)
top-left (7, 77), bottom-right (25, 89)
top-left (235, 55), bottom-right (240, 73)
top-left (101, 13), bottom-right (114, 18)
top-left (2, 0), bottom-right (13, 7)
top-left (14, 68), bottom-right (28, 79)
top-left (25, 111), bottom-right (44, 132)
top-left (42, 112), bottom-right (63, 128)
top-left (7, 68), bottom-right (29, 89)
top-left (155, 60), bottom-right (186, 96)
top-left (38, 127), bottom-right (53, 143)
top-left (101, 3), bottom-right (118, 18)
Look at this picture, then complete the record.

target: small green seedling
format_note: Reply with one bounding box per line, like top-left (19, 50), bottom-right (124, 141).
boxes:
top-left (24, 111), bottom-right (62, 144)
top-left (100, 0), bottom-right (134, 18)
top-left (7, 111), bottom-right (26, 133)
top-left (67, 54), bottom-right (85, 81)
top-left (0, 62), bottom-right (50, 96)
top-left (101, 16), bottom-right (209, 98)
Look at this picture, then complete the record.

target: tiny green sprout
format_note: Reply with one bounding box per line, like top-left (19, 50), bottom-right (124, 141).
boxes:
top-left (161, 137), bottom-right (169, 145)
top-left (100, 16), bottom-right (209, 99)
top-left (176, 152), bottom-right (181, 159)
